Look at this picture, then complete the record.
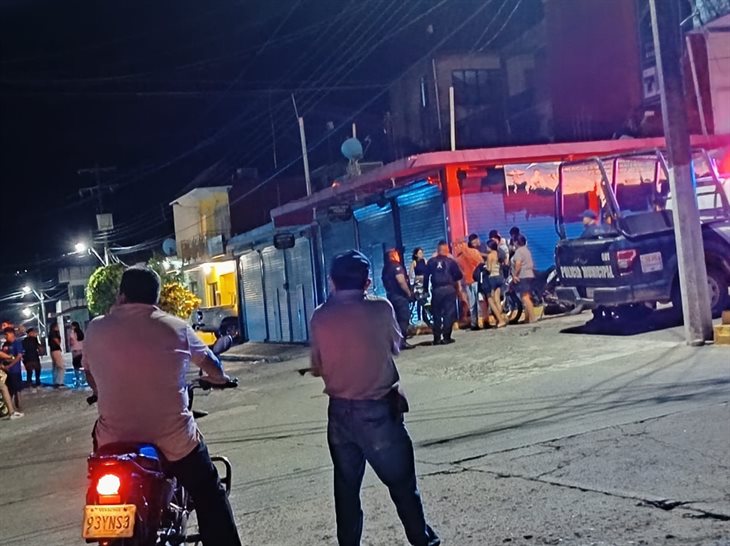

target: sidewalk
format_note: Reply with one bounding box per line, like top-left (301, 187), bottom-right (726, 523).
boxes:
top-left (221, 342), bottom-right (308, 363)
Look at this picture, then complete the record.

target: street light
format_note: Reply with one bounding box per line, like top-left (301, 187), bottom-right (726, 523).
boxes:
top-left (22, 307), bottom-right (31, 318)
top-left (19, 285), bottom-right (47, 339)
top-left (74, 241), bottom-right (107, 266)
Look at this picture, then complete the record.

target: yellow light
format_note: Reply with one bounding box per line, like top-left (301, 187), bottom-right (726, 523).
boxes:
top-left (96, 474), bottom-right (121, 496)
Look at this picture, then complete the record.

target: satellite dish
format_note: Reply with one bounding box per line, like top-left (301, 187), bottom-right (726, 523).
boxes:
top-left (341, 138), bottom-right (363, 161)
top-left (162, 238), bottom-right (177, 256)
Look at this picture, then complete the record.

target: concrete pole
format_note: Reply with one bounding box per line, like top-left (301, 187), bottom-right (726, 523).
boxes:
top-left (649, 0), bottom-right (713, 344)
top-left (38, 293), bottom-right (48, 355)
top-left (298, 117), bottom-right (312, 196)
top-left (449, 86), bottom-right (456, 151)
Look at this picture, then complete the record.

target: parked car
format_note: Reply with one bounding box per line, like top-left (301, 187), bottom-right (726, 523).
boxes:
top-left (192, 305), bottom-right (240, 340)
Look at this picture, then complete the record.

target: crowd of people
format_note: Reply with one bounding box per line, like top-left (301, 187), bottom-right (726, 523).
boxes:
top-left (0, 319), bottom-right (87, 421)
top-left (382, 226), bottom-right (538, 347)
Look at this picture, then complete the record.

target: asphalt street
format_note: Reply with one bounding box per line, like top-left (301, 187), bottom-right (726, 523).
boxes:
top-left (1, 313), bottom-right (728, 545)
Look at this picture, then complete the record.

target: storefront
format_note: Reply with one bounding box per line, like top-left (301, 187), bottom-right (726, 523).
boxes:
top-left (230, 224), bottom-right (318, 343)
top-left (273, 136), bottom-right (728, 298)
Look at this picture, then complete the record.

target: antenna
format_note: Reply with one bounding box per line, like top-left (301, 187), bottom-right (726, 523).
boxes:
top-left (341, 137), bottom-right (364, 177)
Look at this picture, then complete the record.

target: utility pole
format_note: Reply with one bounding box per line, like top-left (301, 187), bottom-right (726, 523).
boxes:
top-left (78, 164), bottom-right (116, 265)
top-left (649, 0), bottom-right (713, 344)
top-left (291, 95), bottom-right (312, 196)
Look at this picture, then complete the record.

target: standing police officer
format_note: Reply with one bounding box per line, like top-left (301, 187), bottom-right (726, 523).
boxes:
top-left (425, 241), bottom-right (464, 345)
top-left (382, 248), bottom-right (413, 350)
top-left (310, 251), bottom-right (441, 546)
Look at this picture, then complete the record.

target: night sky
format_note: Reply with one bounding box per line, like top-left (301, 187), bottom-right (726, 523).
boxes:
top-left (0, 0), bottom-right (541, 315)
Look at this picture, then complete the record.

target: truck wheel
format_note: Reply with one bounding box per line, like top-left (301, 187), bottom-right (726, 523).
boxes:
top-left (671, 268), bottom-right (729, 319)
top-left (219, 318), bottom-right (240, 342)
top-left (707, 267), bottom-right (729, 318)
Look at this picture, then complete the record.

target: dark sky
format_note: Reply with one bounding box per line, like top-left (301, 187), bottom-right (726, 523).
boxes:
top-left (0, 0), bottom-right (541, 302)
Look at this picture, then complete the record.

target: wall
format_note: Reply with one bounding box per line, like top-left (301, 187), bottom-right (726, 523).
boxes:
top-left (546, 0), bottom-right (642, 141)
top-left (706, 25), bottom-right (730, 134)
top-left (388, 52), bottom-right (503, 155)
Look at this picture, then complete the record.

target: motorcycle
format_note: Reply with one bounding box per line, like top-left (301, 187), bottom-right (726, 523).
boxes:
top-left (82, 376), bottom-right (238, 545)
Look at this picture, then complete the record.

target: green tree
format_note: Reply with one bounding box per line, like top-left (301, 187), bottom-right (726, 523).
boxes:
top-left (85, 259), bottom-right (200, 319)
top-left (85, 263), bottom-right (125, 316)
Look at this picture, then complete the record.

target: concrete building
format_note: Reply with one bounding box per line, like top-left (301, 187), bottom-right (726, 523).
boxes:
top-left (170, 186), bottom-right (238, 342)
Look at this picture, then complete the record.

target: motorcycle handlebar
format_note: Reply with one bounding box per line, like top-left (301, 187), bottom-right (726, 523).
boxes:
top-left (85, 377), bottom-right (238, 406)
top-left (194, 377), bottom-right (239, 391)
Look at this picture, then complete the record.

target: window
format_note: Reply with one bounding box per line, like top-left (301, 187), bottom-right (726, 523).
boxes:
top-left (70, 285), bottom-right (86, 301)
top-left (452, 69), bottom-right (501, 106)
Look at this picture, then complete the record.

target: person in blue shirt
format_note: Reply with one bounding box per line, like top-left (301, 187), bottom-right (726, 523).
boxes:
top-left (1, 326), bottom-right (24, 412)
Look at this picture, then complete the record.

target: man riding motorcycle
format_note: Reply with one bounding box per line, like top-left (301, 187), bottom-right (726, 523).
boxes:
top-left (83, 266), bottom-right (242, 546)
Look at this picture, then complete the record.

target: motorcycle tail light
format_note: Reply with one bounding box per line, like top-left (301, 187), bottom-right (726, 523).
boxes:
top-left (616, 249), bottom-right (638, 274)
top-left (96, 473), bottom-right (121, 496)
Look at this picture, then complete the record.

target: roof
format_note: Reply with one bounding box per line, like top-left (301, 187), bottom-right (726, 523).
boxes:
top-left (271, 135), bottom-right (730, 227)
top-left (170, 185), bottom-right (232, 206)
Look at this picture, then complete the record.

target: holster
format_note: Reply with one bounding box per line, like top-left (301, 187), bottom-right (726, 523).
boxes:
top-left (385, 385), bottom-right (410, 418)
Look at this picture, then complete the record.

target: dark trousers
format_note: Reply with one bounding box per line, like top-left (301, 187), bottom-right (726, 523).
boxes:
top-left (24, 360), bottom-right (41, 387)
top-left (327, 398), bottom-right (439, 546)
top-left (387, 293), bottom-right (411, 343)
top-left (168, 442), bottom-right (242, 546)
top-left (431, 286), bottom-right (457, 341)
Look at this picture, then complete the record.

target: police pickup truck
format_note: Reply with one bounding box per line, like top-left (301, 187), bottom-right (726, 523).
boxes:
top-left (554, 149), bottom-right (730, 319)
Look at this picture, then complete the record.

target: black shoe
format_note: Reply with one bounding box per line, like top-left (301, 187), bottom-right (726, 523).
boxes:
top-left (470, 325), bottom-right (481, 331)
top-left (401, 342), bottom-right (415, 350)
top-left (432, 338), bottom-right (443, 346)
top-left (443, 337), bottom-right (455, 345)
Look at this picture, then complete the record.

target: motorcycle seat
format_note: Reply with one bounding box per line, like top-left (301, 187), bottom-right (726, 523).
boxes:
top-left (94, 442), bottom-right (167, 471)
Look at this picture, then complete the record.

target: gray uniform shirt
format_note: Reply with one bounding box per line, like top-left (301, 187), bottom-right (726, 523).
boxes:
top-left (310, 290), bottom-right (401, 400)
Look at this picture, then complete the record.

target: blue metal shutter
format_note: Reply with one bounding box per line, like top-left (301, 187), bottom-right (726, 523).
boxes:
top-left (396, 184), bottom-right (446, 261)
top-left (463, 190), bottom-right (559, 271)
top-left (320, 218), bottom-right (357, 285)
top-left (261, 246), bottom-right (289, 342)
top-left (240, 252), bottom-right (267, 342)
top-left (284, 237), bottom-right (315, 342)
top-left (354, 203), bottom-right (397, 297)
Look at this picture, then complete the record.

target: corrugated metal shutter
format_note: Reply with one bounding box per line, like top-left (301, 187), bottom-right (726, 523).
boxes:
top-left (320, 218), bottom-right (357, 286)
top-left (261, 246), bottom-right (289, 342)
top-left (463, 190), bottom-right (558, 271)
top-left (354, 203), bottom-right (396, 297)
top-left (239, 252), bottom-right (267, 342)
top-left (285, 237), bottom-right (315, 342)
top-left (397, 183), bottom-right (446, 260)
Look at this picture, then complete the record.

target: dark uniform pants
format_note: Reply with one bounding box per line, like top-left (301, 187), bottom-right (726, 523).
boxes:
top-left (387, 293), bottom-right (411, 343)
top-left (431, 286), bottom-right (457, 341)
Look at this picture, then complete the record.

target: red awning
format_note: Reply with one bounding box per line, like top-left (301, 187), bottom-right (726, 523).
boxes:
top-left (271, 135), bottom-right (730, 227)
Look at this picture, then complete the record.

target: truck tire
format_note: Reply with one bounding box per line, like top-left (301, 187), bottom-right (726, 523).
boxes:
top-left (219, 318), bottom-right (240, 341)
top-left (671, 267), bottom-right (729, 319)
top-left (707, 267), bottom-right (729, 318)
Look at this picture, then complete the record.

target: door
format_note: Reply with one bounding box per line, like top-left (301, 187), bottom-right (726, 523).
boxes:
top-left (397, 183), bottom-right (447, 262)
top-left (320, 218), bottom-right (357, 294)
top-left (239, 252), bottom-right (266, 342)
top-left (354, 203), bottom-right (397, 297)
top-left (285, 237), bottom-right (316, 342)
top-left (261, 246), bottom-right (289, 342)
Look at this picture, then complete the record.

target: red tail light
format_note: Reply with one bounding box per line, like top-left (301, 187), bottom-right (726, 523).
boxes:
top-left (616, 249), bottom-right (638, 274)
top-left (96, 473), bottom-right (121, 496)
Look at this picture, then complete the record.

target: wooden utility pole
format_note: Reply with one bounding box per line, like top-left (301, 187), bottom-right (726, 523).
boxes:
top-left (649, 0), bottom-right (713, 344)
top-left (78, 164), bottom-right (117, 213)
top-left (78, 164), bottom-right (117, 265)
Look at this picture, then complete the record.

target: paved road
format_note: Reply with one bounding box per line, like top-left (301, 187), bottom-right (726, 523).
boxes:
top-left (1, 314), bottom-right (728, 545)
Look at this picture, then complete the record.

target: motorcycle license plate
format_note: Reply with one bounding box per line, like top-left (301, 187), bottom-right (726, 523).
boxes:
top-left (82, 504), bottom-right (136, 539)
